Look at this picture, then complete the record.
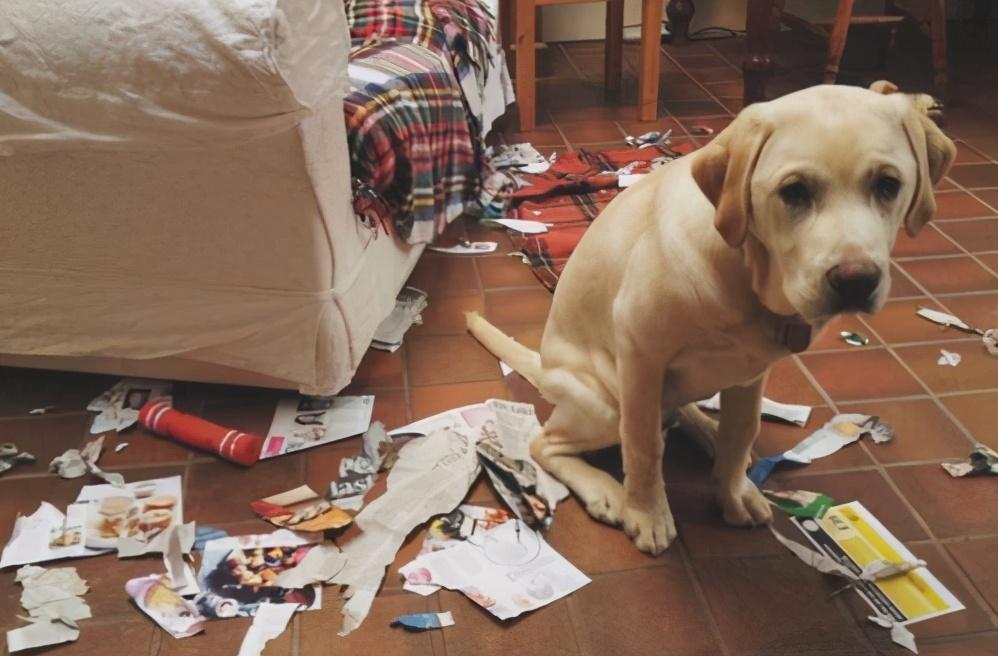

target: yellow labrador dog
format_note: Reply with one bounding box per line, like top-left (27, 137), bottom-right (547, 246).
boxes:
top-left (467, 82), bottom-right (955, 554)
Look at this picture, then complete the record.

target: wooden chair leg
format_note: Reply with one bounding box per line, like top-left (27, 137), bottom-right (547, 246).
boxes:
top-left (637, 0), bottom-right (663, 121)
top-left (605, 0), bottom-right (625, 96)
top-left (930, 0), bottom-right (948, 101)
top-left (515, 0), bottom-right (537, 131)
top-left (824, 0), bottom-right (855, 84)
top-left (743, 0), bottom-right (779, 104)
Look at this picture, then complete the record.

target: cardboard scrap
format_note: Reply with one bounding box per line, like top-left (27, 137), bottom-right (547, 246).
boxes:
top-left (6, 565), bottom-right (90, 653)
top-left (399, 520), bottom-right (589, 621)
top-left (236, 603), bottom-right (298, 656)
top-left (88, 378), bottom-right (172, 434)
top-left (391, 611), bottom-right (454, 631)
top-left (251, 485), bottom-right (352, 532)
top-left (372, 287), bottom-right (428, 352)
top-left (696, 394), bottom-right (812, 427)
top-left (748, 414), bottom-right (893, 485)
top-left (941, 444), bottom-right (998, 478)
top-left (773, 501), bottom-right (964, 654)
top-left (49, 435), bottom-right (125, 487)
top-left (125, 574), bottom-right (206, 639)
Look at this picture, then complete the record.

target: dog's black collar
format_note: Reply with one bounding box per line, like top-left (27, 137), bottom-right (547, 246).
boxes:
top-left (774, 316), bottom-right (813, 353)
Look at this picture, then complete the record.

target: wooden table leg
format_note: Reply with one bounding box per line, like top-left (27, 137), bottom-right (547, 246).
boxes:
top-left (515, 0), bottom-right (537, 130)
top-left (666, 0), bottom-right (695, 44)
top-left (824, 0), bottom-right (854, 84)
top-left (605, 0), bottom-right (625, 97)
top-left (638, 0), bottom-right (663, 121)
top-left (743, 0), bottom-right (778, 105)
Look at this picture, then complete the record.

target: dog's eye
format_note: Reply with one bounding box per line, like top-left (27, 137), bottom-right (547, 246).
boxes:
top-left (779, 182), bottom-right (811, 208)
top-left (874, 175), bottom-right (901, 202)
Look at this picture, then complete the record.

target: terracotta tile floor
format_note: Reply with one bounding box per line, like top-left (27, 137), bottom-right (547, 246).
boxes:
top-left (3, 24), bottom-right (998, 656)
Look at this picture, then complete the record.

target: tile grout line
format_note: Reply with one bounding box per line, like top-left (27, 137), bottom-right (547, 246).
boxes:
top-left (658, 45), bottom-right (736, 118)
top-left (674, 539), bottom-right (734, 656)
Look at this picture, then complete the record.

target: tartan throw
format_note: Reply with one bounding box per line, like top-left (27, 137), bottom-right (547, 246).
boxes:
top-left (345, 41), bottom-right (477, 244)
top-left (504, 143), bottom-right (697, 291)
top-left (344, 0), bottom-right (506, 244)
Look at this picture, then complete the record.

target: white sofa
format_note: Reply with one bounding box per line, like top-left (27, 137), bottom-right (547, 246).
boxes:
top-left (0, 0), bottom-right (423, 395)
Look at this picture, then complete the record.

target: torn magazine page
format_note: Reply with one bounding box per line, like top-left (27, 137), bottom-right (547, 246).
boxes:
top-left (941, 444), bottom-right (998, 477)
top-left (400, 505), bottom-right (513, 595)
top-left (488, 143), bottom-right (546, 169)
top-left (194, 530), bottom-right (320, 619)
top-left (236, 602), bottom-right (298, 656)
top-left (125, 574), bottom-right (205, 638)
top-left (76, 475), bottom-right (184, 553)
top-left (372, 287), bottom-right (428, 352)
top-left (697, 394), bottom-right (812, 427)
top-left (478, 400), bottom-right (567, 528)
top-left (1, 502), bottom-right (104, 568)
top-left (787, 501), bottom-right (964, 650)
top-left (331, 428), bottom-right (482, 636)
top-left (88, 378), bottom-right (172, 434)
top-left (748, 414), bottom-right (893, 486)
top-left (401, 520), bottom-right (589, 621)
top-left (763, 489), bottom-right (835, 519)
top-left (50, 436), bottom-right (125, 487)
top-left (251, 485), bottom-right (352, 532)
top-left (392, 611), bottom-right (454, 631)
top-left (261, 396), bottom-right (374, 459)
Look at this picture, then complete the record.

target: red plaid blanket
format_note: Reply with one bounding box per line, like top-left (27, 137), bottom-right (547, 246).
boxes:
top-left (504, 143), bottom-right (696, 290)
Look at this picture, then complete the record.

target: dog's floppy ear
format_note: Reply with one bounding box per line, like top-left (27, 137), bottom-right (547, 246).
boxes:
top-left (900, 109), bottom-right (957, 236)
top-left (691, 112), bottom-right (773, 248)
top-left (869, 79), bottom-right (899, 95)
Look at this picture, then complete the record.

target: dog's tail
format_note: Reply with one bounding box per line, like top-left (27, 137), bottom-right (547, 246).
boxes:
top-left (465, 312), bottom-right (542, 388)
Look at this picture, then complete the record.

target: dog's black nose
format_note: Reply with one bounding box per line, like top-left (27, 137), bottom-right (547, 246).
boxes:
top-left (826, 262), bottom-right (881, 310)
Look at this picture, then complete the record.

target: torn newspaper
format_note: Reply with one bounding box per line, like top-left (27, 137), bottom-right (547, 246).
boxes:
top-left (262, 396), bottom-right (374, 458)
top-left (330, 428), bottom-right (482, 635)
top-left (941, 444), bottom-right (998, 477)
top-left (0, 443), bottom-right (35, 476)
top-left (329, 422), bottom-right (396, 511)
top-left (696, 394), bottom-right (812, 427)
top-left (50, 435), bottom-right (125, 487)
top-left (236, 602), bottom-right (298, 656)
top-left (6, 565), bottom-right (90, 653)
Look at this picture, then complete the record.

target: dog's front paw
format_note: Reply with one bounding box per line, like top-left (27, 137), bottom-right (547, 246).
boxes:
top-left (718, 478), bottom-right (772, 526)
top-left (622, 494), bottom-right (677, 555)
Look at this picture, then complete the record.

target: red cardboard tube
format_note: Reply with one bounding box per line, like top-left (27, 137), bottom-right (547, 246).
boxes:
top-left (138, 402), bottom-right (263, 466)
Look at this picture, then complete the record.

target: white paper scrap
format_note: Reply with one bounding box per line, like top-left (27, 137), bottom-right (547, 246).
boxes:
top-left (916, 308), bottom-right (973, 332)
top-left (6, 620), bottom-right (79, 653)
top-left (236, 603), bottom-right (298, 656)
top-left (49, 436), bottom-right (125, 487)
top-left (618, 173), bottom-right (646, 188)
top-left (485, 219), bottom-right (549, 234)
top-left (697, 394), bottom-right (812, 427)
top-left (937, 349), bottom-right (961, 366)
top-left (115, 443), bottom-right (129, 453)
top-left (499, 361), bottom-right (514, 376)
top-left (1, 502), bottom-right (104, 568)
top-left (428, 242), bottom-right (499, 255)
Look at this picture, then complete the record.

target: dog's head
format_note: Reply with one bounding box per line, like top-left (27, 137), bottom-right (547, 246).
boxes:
top-left (691, 82), bottom-right (956, 326)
